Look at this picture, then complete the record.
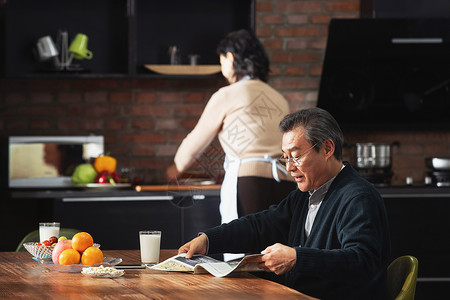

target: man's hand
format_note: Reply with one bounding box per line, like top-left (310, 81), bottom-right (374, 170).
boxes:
top-left (260, 243), bottom-right (296, 275)
top-left (178, 234), bottom-right (208, 259)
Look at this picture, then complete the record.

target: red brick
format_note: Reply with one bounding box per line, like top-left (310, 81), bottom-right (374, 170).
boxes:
top-left (286, 39), bottom-right (308, 50)
top-left (309, 38), bottom-right (328, 50)
top-left (161, 92), bottom-right (182, 103)
top-left (6, 119), bottom-right (28, 130)
top-left (275, 27), bottom-right (320, 37)
top-left (155, 119), bottom-right (179, 131)
top-left (127, 105), bottom-right (168, 117)
top-left (287, 14), bottom-right (309, 25)
top-left (272, 52), bottom-right (321, 63)
top-left (5, 93), bottom-right (26, 104)
top-left (106, 119), bottom-right (126, 130)
top-left (57, 92), bottom-right (82, 103)
top-left (121, 133), bottom-right (167, 144)
top-left (155, 144), bottom-right (178, 156)
top-left (71, 79), bottom-right (118, 90)
top-left (68, 105), bottom-right (116, 117)
top-left (174, 105), bottom-right (205, 117)
top-left (325, 1), bottom-right (360, 12)
top-left (271, 77), bottom-right (319, 90)
top-left (277, 2), bottom-right (321, 12)
top-left (256, 27), bottom-right (272, 38)
top-left (19, 106), bottom-right (65, 116)
top-left (110, 92), bottom-right (132, 103)
top-left (30, 92), bottom-right (53, 103)
top-left (132, 119), bottom-right (154, 130)
top-left (256, 1), bottom-right (273, 12)
top-left (30, 119), bottom-right (52, 129)
top-left (80, 119), bottom-right (104, 130)
top-left (85, 92), bottom-right (108, 103)
top-left (311, 14), bottom-right (332, 24)
top-left (121, 78), bottom-right (169, 90)
top-left (186, 92), bottom-right (207, 103)
top-left (285, 66), bottom-right (306, 76)
top-left (262, 14), bottom-right (284, 25)
top-left (132, 145), bottom-right (155, 156)
top-left (309, 65), bottom-right (323, 76)
top-left (136, 92), bottom-right (157, 103)
top-left (263, 39), bottom-right (283, 50)
top-left (283, 92), bottom-right (305, 103)
top-left (58, 119), bottom-right (78, 130)
top-left (269, 67), bottom-right (282, 75)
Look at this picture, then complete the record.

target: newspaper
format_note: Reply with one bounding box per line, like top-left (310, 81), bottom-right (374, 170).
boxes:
top-left (150, 253), bottom-right (264, 277)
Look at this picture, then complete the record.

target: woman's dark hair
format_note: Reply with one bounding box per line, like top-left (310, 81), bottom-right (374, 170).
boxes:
top-left (217, 29), bottom-right (270, 82)
top-left (279, 108), bottom-right (344, 161)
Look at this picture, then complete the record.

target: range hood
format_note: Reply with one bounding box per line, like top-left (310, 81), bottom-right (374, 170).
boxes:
top-left (317, 19), bottom-right (450, 131)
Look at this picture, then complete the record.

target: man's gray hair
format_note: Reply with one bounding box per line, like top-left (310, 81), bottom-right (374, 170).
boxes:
top-left (279, 107), bottom-right (344, 160)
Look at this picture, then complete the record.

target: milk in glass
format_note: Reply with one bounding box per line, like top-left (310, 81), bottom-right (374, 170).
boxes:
top-left (39, 222), bottom-right (60, 242)
top-left (139, 231), bottom-right (161, 265)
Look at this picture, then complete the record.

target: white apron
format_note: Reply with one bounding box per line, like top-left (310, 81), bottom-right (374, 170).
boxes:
top-left (220, 153), bottom-right (288, 261)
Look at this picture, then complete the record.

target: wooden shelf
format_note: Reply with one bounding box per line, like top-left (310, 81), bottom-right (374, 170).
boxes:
top-left (144, 65), bottom-right (221, 75)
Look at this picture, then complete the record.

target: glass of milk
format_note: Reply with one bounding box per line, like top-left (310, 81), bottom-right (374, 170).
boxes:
top-left (139, 230), bottom-right (161, 265)
top-left (39, 222), bottom-right (60, 242)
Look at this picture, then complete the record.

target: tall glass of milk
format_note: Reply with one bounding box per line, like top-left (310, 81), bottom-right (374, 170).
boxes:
top-left (139, 230), bottom-right (161, 265)
top-left (39, 222), bottom-right (60, 242)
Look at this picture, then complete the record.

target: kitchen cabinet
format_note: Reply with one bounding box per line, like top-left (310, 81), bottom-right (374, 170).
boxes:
top-left (1, 0), bottom-right (254, 78)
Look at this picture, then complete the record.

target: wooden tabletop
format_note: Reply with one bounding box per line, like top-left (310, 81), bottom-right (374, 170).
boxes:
top-left (0, 250), bottom-right (317, 299)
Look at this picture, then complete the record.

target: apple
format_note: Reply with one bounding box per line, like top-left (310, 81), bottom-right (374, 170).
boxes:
top-left (52, 239), bottom-right (73, 264)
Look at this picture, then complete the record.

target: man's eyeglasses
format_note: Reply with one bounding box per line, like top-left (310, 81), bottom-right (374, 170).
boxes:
top-left (278, 143), bottom-right (318, 167)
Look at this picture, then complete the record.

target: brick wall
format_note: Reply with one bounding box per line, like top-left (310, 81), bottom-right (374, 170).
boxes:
top-left (1, 0), bottom-right (449, 186)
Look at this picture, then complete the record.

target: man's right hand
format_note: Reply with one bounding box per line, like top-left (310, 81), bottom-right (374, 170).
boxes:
top-left (178, 234), bottom-right (208, 259)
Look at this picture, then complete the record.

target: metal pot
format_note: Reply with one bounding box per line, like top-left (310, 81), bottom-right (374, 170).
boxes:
top-left (355, 142), bottom-right (399, 169)
top-left (425, 157), bottom-right (450, 170)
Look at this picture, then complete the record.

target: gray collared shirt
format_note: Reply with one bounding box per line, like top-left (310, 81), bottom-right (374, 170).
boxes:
top-left (305, 164), bottom-right (345, 237)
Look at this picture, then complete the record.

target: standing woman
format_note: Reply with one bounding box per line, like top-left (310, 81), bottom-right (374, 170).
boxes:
top-left (167, 29), bottom-right (295, 225)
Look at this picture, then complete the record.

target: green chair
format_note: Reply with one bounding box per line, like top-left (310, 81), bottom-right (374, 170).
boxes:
top-left (387, 255), bottom-right (419, 300)
top-left (16, 228), bottom-right (81, 252)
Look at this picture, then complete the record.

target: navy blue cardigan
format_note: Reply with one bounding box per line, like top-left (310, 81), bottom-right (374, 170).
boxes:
top-left (204, 163), bottom-right (391, 300)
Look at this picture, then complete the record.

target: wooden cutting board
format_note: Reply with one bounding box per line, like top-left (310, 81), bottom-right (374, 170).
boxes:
top-left (144, 64), bottom-right (221, 75)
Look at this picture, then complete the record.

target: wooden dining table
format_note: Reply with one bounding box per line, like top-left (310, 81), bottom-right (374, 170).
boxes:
top-left (0, 249), bottom-right (318, 299)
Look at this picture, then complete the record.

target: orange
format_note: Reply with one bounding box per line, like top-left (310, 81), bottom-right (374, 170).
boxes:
top-left (81, 246), bottom-right (104, 265)
top-left (72, 232), bottom-right (94, 252)
top-left (59, 249), bottom-right (81, 265)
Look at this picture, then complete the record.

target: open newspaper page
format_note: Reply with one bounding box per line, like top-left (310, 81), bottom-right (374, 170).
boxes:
top-left (150, 253), bottom-right (263, 277)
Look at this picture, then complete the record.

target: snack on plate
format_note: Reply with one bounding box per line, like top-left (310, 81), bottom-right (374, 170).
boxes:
top-left (81, 265), bottom-right (124, 278)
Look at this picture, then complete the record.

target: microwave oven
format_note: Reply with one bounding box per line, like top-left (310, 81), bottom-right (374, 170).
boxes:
top-left (8, 136), bottom-right (104, 188)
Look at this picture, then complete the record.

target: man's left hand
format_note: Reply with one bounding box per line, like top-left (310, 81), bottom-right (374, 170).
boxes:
top-left (259, 243), bottom-right (296, 275)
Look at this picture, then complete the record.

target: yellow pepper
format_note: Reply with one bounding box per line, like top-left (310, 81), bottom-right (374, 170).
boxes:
top-left (94, 154), bottom-right (117, 173)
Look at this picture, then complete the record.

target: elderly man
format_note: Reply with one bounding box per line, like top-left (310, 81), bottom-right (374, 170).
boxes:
top-left (178, 107), bottom-right (391, 299)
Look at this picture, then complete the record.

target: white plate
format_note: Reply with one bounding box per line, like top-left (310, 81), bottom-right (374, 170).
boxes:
top-left (77, 183), bottom-right (132, 189)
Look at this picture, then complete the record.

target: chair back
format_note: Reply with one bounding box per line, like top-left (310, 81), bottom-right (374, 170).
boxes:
top-left (16, 228), bottom-right (81, 252)
top-left (387, 255), bottom-right (419, 300)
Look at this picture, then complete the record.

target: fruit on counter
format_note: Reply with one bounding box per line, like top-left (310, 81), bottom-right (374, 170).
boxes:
top-left (72, 232), bottom-right (94, 252)
top-left (52, 239), bottom-right (73, 264)
top-left (58, 236), bottom-right (67, 242)
top-left (94, 154), bottom-right (117, 173)
top-left (71, 163), bottom-right (98, 184)
top-left (59, 249), bottom-right (81, 265)
top-left (94, 170), bottom-right (126, 184)
top-left (48, 236), bottom-right (58, 245)
top-left (81, 246), bottom-right (104, 265)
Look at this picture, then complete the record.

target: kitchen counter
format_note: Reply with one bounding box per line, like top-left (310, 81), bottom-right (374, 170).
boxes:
top-left (9, 185), bottom-right (450, 201)
top-left (8, 184), bottom-right (221, 201)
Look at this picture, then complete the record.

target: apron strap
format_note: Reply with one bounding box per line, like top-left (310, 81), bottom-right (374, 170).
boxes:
top-left (241, 154), bottom-right (288, 182)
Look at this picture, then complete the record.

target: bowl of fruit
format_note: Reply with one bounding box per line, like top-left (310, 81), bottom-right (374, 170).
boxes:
top-left (23, 236), bottom-right (59, 260)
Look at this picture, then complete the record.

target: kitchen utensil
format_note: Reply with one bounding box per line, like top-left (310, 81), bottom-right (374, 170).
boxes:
top-left (69, 33), bottom-right (93, 60)
top-left (354, 142), bottom-right (399, 169)
top-left (188, 54), bottom-right (200, 65)
top-left (425, 157), bottom-right (450, 170)
top-left (168, 46), bottom-right (181, 65)
top-left (36, 35), bottom-right (59, 61)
